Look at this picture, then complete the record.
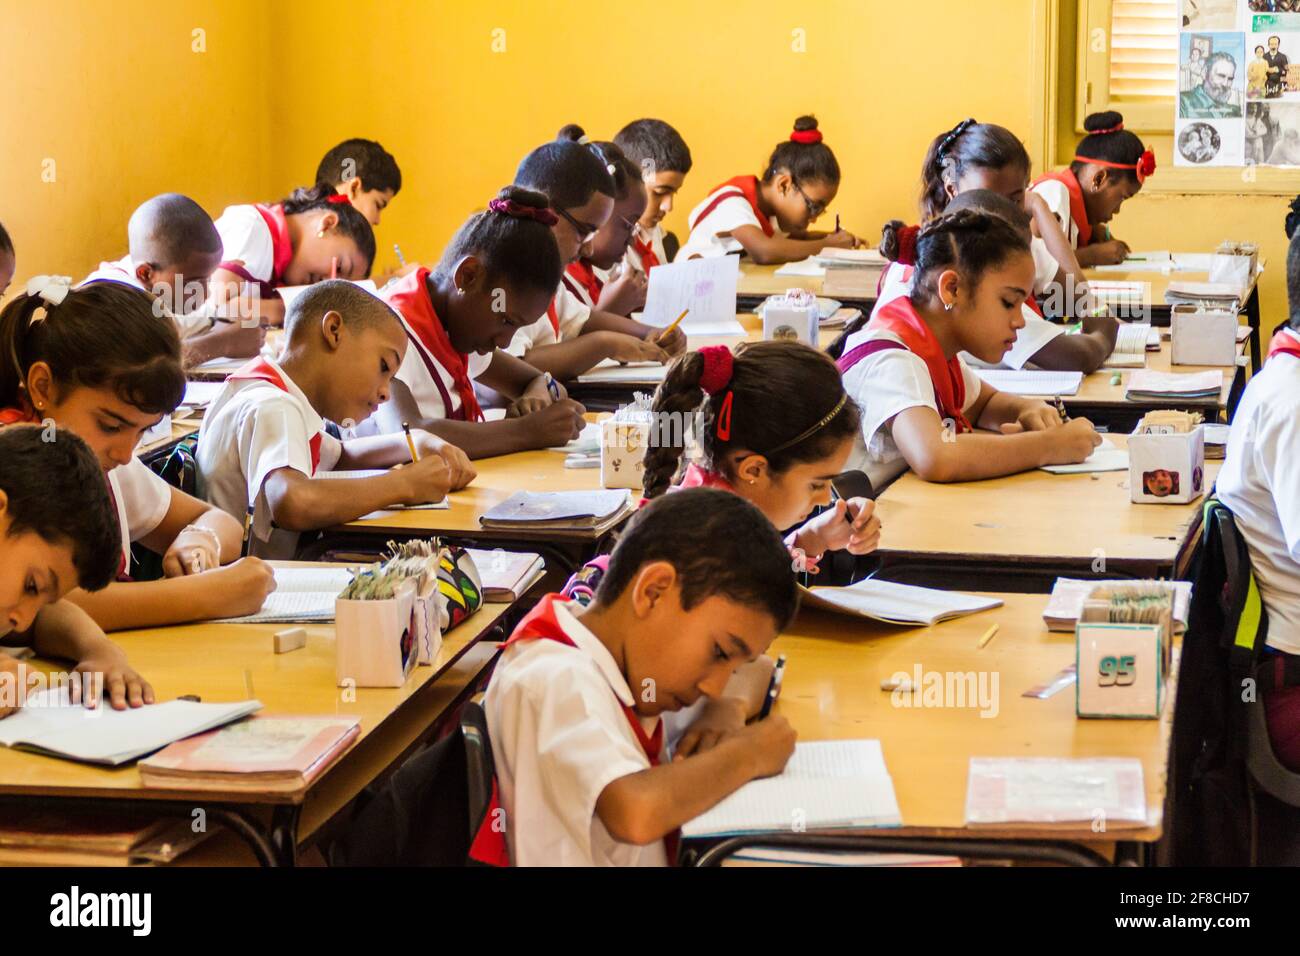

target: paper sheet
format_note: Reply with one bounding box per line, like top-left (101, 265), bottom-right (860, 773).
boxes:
top-left (975, 369), bottom-right (1084, 396)
top-left (575, 363), bottom-right (668, 384)
top-left (774, 257), bottom-right (826, 277)
top-left (313, 470), bottom-right (449, 510)
top-left (1041, 437), bottom-right (1130, 474)
top-left (965, 757), bottom-right (1146, 825)
top-left (800, 579), bottom-right (1003, 626)
top-left (641, 255), bottom-right (744, 336)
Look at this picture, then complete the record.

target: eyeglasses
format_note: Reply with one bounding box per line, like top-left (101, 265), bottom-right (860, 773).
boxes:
top-left (553, 206), bottom-right (601, 242)
top-left (792, 180), bottom-right (827, 219)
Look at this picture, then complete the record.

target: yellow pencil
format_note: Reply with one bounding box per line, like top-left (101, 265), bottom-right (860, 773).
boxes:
top-left (656, 308), bottom-right (689, 343)
top-left (977, 623), bottom-right (999, 649)
top-left (402, 421), bottom-right (420, 462)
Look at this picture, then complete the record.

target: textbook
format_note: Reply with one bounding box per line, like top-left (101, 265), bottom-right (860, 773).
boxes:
top-left (683, 740), bottom-right (901, 837)
top-left (1125, 369), bottom-right (1223, 401)
top-left (974, 369), bottom-right (1083, 396)
top-left (814, 247), bottom-right (886, 268)
top-left (479, 490), bottom-right (634, 529)
top-left (464, 549), bottom-right (546, 601)
top-left (964, 757), bottom-right (1147, 826)
top-left (1043, 577), bottom-right (1192, 634)
top-left (1103, 323), bottom-right (1157, 368)
top-left (139, 715), bottom-right (360, 792)
top-left (0, 689), bottom-right (262, 766)
top-left (214, 566), bottom-right (353, 624)
top-left (799, 579), bottom-right (1002, 626)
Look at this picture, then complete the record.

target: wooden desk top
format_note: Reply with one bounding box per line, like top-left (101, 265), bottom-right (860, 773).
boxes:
top-left (1085, 265), bottom-right (1263, 313)
top-left (0, 600), bottom-right (511, 805)
top-left (873, 434), bottom-right (1218, 574)
top-left (738, 261), bottom-right (883, 305)
top-left (136, 419), bottom-right (200, 462)
top-left (774, 593), bottom-right (1173, 841)
top-left (1036, 337), bottom-right (1241, 412)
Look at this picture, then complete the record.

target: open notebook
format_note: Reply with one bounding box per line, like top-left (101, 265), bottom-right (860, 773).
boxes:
top-left (800, 579), bottom-right (1002, 627)
top-left (575, 361), bottom-right (667, 385)
top-left (683, 740), bottom-right (901, 837)
top-left (214, 566), bottom-right (354, 624)
top-left (975, 369), bottom-right (1083, 396)
top-left (0, 689), bottom-right (261, 766)
top-left (1125, 369), bottom-right (1223, 400)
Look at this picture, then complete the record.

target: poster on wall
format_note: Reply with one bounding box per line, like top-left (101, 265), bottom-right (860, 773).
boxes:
top-left (1176, 1), bottom-right (1300, 166)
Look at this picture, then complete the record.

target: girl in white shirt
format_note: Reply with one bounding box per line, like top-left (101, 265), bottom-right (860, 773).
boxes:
top-left (839, 211), bottom-right (1100, 487)
top-left (0, 280), bottom-right (275, 631)
top-left (678, 115), bottom-right (858, 264)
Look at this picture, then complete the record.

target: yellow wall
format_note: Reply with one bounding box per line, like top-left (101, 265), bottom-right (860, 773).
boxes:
top-left (1053, 0), bottom-right (1291, 328)
top-left (0, 0), bottom-right (274, 296)
top-left (2, 0), bottom-right (1286, 326)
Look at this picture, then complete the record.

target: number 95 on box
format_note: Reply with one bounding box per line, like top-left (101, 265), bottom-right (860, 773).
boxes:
top-left (1076, 623), bottom-right (1164, 719)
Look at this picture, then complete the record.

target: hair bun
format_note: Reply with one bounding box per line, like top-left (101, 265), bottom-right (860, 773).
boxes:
top-left (488, 186), bottom-right (558, 226)
top-left (556, 123), bottom-right (588, 144)
top-left (790, 115), bottom-right (824, 145)
top-left (879, 220), bottom-right (919, 265)
top-left (1084, 110), bottom-right (1125, 134)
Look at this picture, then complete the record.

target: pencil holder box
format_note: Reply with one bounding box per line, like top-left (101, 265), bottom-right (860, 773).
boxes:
top-left (1128, 425), bottom-right (1204, 505)
top-left (1170, 305), bottom-right (1237, 366)
top-left (601, 411), bottom-right (652, 490)
top-left (1076, 622), bottom-right (1164, 719)
top-left (335, 578), bottom-right (420, 688)
top-left (761, 289), bottom-right (819, 346)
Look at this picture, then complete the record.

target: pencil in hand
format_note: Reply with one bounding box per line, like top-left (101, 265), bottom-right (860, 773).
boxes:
top-left (656, 308), bottom-right (689, 344)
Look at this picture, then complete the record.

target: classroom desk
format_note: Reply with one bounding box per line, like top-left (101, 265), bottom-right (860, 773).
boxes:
top-left (0, 598), bottom-right (513, 867)
top-left (1086, 264), bottom-right (1265, 370)
top-left (736, 260), bottom-right (883, 309)
top-left (869, 434), bottom-right (1220, 590)
top-left (305, 432), bottom-right (631, 571)
top-left (691, 594), bottom-right (1175, 866)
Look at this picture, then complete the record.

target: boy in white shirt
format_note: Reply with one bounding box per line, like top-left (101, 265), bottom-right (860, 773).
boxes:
top-left (481, 488), bottom-right (798, 866)
top-left (1218, 229), bottom-right (1300, 771)
top-left (613, 118), bottom-right (693, 275)
top-left (197, 281), bottom-right (474, 559)
top-left (80, 193), bottom-right (224, 344)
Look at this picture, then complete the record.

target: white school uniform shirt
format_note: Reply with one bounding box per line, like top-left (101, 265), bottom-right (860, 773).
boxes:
top-left (677, 187), bottom-right (785, 261)
top-left (622, 223), bottom-right (668, 276)
top-left (484, 599), bottom-right (670, 867)
top-left (212, 205), bottom-right (276, 284)
top-left (1217, 344), bottom-right (1300, 655)
top-left (195, 360), bottom-right (343, 559)
top-left (872, 258), bottom-right (1064, 371)
top-left (79, 255), bottom-right (214, 340)
top-left (505, 282), bottom-right (592, 358)
top-left (108, 456), bottom-right (173, 575)
top-left (840, 324), bottom-right (985, 490)
top-left (1030, 180), bottom-right (1082, 249)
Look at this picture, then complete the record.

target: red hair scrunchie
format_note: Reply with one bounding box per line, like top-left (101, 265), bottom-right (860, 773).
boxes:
top-left (896, 224), bottom-right (920, 266)
top-left (698, 345), bottom-right (735, 395)
top-left (326, 193), bottom-right (352, 205)
top-left (790, 128), bottom-right (823, 145)
top-left (1091, 122), bottom-right (1124, 135)
top-left (1136, 148), bottom-right (1157, 183)
top-left (487, 197), bottom-right (560, 226)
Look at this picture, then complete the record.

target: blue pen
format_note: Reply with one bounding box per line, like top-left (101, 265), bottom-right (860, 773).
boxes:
top-left (544, 372), bottom-right (560, 401)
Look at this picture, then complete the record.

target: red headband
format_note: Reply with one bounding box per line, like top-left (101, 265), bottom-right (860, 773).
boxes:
top-left (1089, 122), bottom-right (1125, 134)
top-left (895, 224), bottom-right (920, 266)
top-left (488, 197), bottom-right (559, 226)
top-left (698, 345), bottom-right (735, 395)
top-left (790, 128), bottom-right (823, 145)
top-left (326, 193), bottom-right (352, 205)
top-left (1073, 148), bottom-right (1157, 184)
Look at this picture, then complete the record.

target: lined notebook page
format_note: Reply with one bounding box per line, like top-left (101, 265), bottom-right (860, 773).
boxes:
top-left (683, 740), bottom-right (901, 837)
top-left (213, 567), bottom-right (353, 624)
top-left (314, 470), bottom-right (449, 510)
top-left (975, 369), bottom-right (1083, 396)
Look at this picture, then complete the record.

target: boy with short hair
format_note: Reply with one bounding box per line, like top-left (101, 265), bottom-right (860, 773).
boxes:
top-left (613, 118), bottom-right (693, 273)
top-left (0, 425), bottom-right (154, 714)
top-left (315, 138), bottom-right (402, 227)
top-left (196, 280), bottom-right (475, 559)
top-left (482, 488), bottom-right (799, 866)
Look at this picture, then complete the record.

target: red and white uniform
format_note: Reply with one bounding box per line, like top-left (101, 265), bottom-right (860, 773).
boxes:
top-left (872, 258), bottom-right (1064, 371)
top-left (481, 594), bottom-right (675, 866)
top-left (622, 223), bottom-right (667, 276)
top-left (838, 296), bottom-right (984, 489)
top-left (211, 203), bottom-right (294, 298)
top-left (506, 281), bottom-right (592, 357)
top-left (562, 260), bottom-right (604, 310)
top-left (1031, 169), bottom-right (1093, 249)
top-left (196, 357), bottom-right (342, 559)
top-left (678, 175), bottom-right (783, 260)
top-left (79, 254), bottom-right (215, 340)
top-left (377, 268), bottom-right (490, 427)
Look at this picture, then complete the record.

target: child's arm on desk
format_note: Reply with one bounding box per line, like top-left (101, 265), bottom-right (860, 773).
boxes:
top-left (582, 309), bottom-right (687, 358)
top-left (337, 430), bottom-right (476, 489)
top-left (890, 397), bottom-right (1100, 482)
top-left (726, 223), bottom-right (857, 266)
top-left (519, 331), bottom-right (669, 381)
top-left (1029, 313), bottom-right (1119, 374)
top-left (66, 560), bottom-right (276, 632)
top-left (596, 714), bottom-right (796, 846)
top-left (673, 657), bottom-right (777, 758)
top-left (24, 601), bottom-right (153, 710)
top-left (263, 457), bottom-right (454, 531)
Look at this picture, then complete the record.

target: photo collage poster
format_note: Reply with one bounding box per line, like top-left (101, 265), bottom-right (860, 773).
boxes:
top-left (1178, 1), bottom-right (1300, 166)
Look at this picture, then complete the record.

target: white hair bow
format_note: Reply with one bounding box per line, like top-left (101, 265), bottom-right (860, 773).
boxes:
top-left (25, 275), bottom-right (73, 308)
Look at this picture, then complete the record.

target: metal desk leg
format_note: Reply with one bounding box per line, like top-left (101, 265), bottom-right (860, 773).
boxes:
top-left (270, 804), bottom-right (303, 866)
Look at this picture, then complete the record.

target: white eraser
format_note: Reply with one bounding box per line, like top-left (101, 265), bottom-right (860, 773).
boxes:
top-left (274, 627), bottom-right (307, 654)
